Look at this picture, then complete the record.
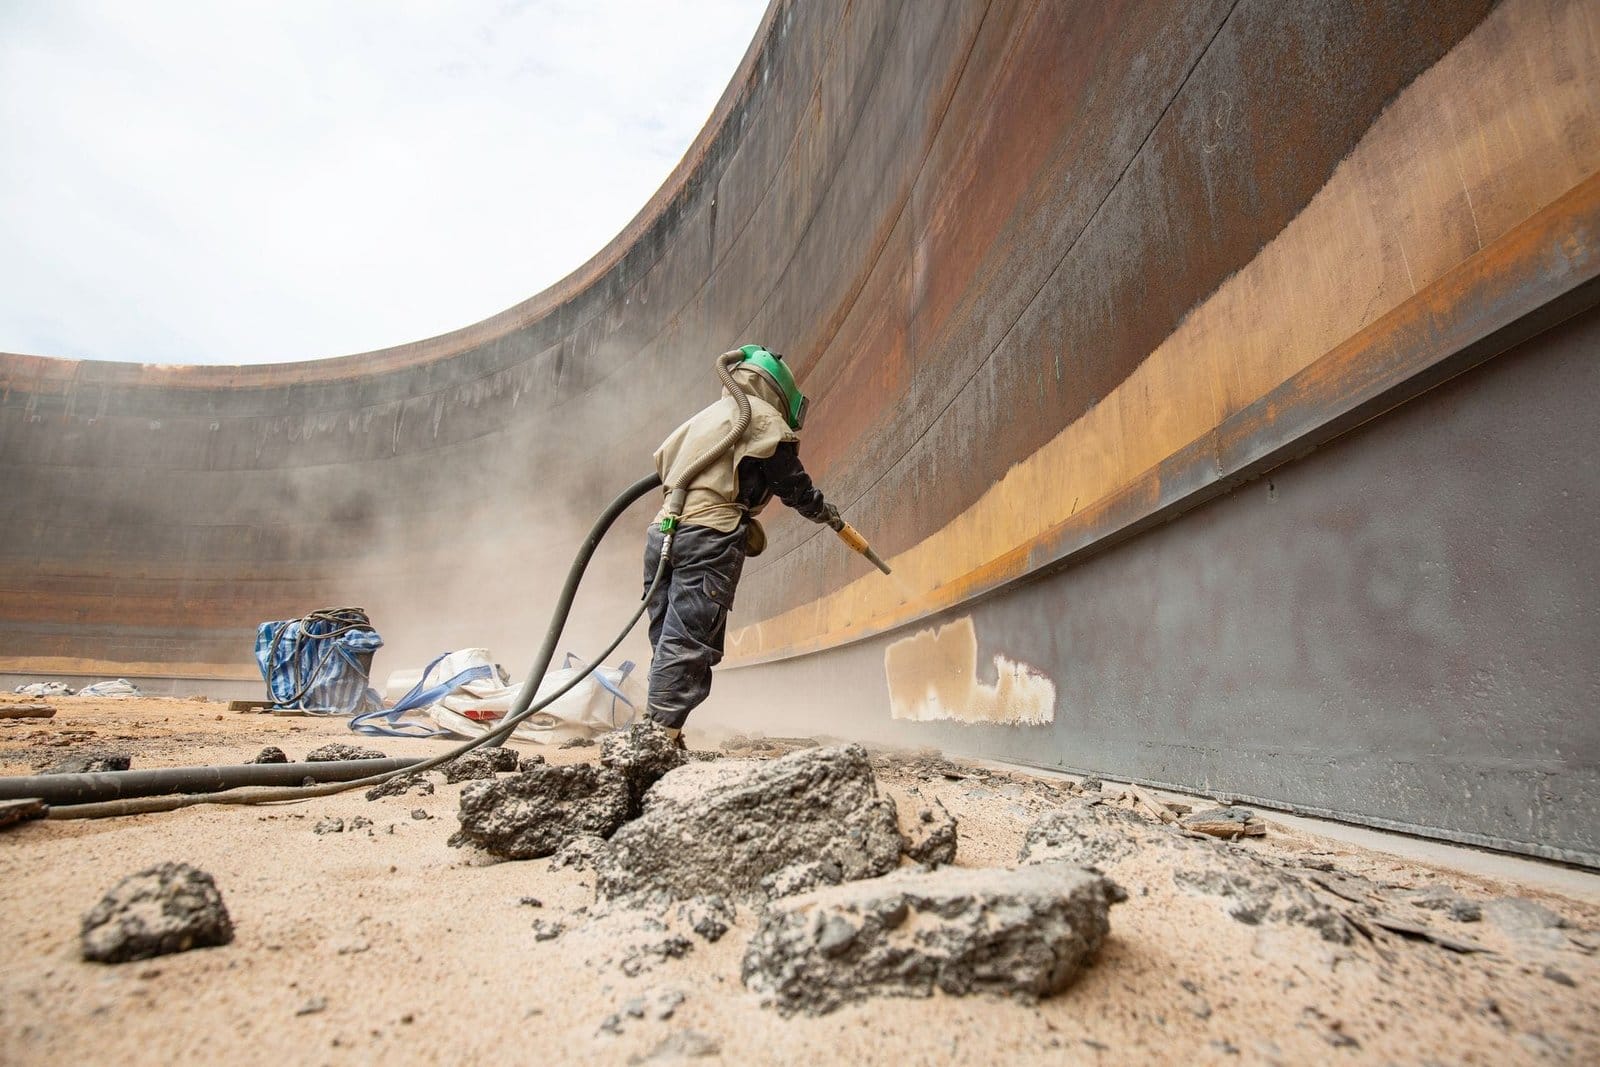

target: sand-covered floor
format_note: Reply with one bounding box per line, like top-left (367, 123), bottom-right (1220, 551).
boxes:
top-left (0, 695), bottom-right (1595, 1065)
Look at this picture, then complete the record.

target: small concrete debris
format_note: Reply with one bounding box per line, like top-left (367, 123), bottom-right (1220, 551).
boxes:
top-left (518, 896), bottom-right (543, 908)
top-left (628, 1030), bottom-right (721, 1063)
top-left (248, 746), bottom-right (289, 764)
top-left (902, 797), bottom-right (958, 867)
top-left (531, 918), bottom-right (565, 942)
top-left (1173, 850), bottom-right (1352, 943)
top-left (1182, 806), bottom-right (1267, 838)
top-left (450, 764), bottom-right (629, 860)
top-left (1079, 776), bottom-right (1103, 792)
top-left (81, 863), bottom-right (234, 964)
top-left (41, 751), bottom-right (132, 774)
top-left (558, 736), bottom-right (596, 749)
top-left (365, 772), bottom-right (436, 800)
top-left (1543, 965), bottom-right (1577, 988)
top-left (676, 896), bottom-right (735, 943)
top-left (314, 817), bottom-right (345, 835)
top-left (600, 721), bottom-right (687, 816)
top-left (409, 809), bottom-right (432, 821)
top-left (600, 988), bottom-right (685, 1034)
top-left (517, 753), bottom-right (547, 773)
top-left (441, 746), bottom-right (520, 783)
top-left (304, 744), bottom-right (387, 762)
top-left (741, 863), bottom-right (1124, 1015)
top-left (1404, 886), bottom-right (1483, 922)
top-left (596, 744), bottom-right (902, 905)
top-left (295, 997), bottom-right (328, 1017)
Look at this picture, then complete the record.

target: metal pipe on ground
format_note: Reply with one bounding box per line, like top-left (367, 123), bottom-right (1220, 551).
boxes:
top-left (0, 757), bottom-right (425, 806)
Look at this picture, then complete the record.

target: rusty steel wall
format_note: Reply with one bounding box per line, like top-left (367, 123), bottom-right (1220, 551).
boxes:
top-left (2, 0), bottom-right (1597, 860)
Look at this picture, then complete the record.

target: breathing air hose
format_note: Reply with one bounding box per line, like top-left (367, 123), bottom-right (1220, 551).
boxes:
top-left (44, 351), bottom-right (756, 821)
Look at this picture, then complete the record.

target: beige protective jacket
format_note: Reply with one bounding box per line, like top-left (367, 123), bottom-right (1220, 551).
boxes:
top-left (651, 373), bottom-right (798, 532)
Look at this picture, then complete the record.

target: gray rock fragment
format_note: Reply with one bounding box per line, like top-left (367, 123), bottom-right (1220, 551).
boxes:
top-left (559, 736), bottom-right (596, 749)
top-left (628, 1030), bottom-right (721, 1063)
top-left (314, 817), bottom-right (344, 835)
top-left (760, 861), bottom-right (842, 900)
top-left (596, 745), bottom-right (902, 904)
top-left (550, 833), bottom-right (608, 872)
top-left (81, 863), bottom-right (234, 963)
top-left (304, 743), bottom-right (386, 762)
top-left (742, 863), bottom-right (1123, 1015)
top-left (1483, 898), bottom-right (1571, 949)
top-left (518, 753), bottom-right (547, 773)
top-left (450, 764), bottom-right (629, 860)
top-left (365, 772), bottom-right (436, 800)
top-left (43, 751), bottom-right (132, 774)
top-left (676, 896), bottom-right (734, 942)
top-left (1405, 886), bottom-right (1482, 922)
top-left (601, 722), bottom-right (687, 816)
top-left (441, 746), bottom-right (520, 784)
top-left (532, 918), bottom-right (565, 942)
top-left (248, 746), bottom-right (289, 765)
top-left (902, 797), bottom-right (958, 866)
top-left (1172, 850), bottom-right (1350, 943)
top-left (1019, 800), bottom-right (1166, 869)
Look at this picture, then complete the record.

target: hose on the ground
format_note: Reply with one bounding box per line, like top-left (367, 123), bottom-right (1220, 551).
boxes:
top-left (47, 349), bottom-right (759, 821)
top-left (48, 471), bottom-right (666, 819)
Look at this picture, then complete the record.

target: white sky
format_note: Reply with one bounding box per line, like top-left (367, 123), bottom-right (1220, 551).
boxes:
top-left (0, 0), bottom-right (768, 365)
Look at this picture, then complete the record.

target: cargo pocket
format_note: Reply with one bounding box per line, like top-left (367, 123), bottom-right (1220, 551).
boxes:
top-left (702, 571), bottom-right (737, 612)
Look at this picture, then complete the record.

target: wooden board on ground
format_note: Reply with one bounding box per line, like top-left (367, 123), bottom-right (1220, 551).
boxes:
top-left (229, 700), bottom-right (275, 712)
top-left (0, 705), bottom-right (55, 719)
top-left (0, 798), bottom-right (48, 829)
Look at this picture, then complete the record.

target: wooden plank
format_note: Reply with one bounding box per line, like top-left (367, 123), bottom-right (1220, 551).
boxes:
top-left (1130, 786), bottom-right (1178, 824)
top-left (228, 699), bottom-right (274, 712)
top-left (0, 798), bottom-right (48, 829)
top-left (0, 704), bottom-right (55, 719)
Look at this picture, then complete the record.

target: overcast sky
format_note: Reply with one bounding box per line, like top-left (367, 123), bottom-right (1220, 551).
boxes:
top-left (0, 0), bottom-right (767, 365)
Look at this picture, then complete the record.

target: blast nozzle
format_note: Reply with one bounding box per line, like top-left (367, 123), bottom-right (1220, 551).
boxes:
top-left (833, 520), bottom-right (893, 576)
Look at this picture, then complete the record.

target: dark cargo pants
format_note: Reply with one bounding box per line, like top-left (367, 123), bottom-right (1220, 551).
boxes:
top-left (641, 523), bottom-right (747, 729)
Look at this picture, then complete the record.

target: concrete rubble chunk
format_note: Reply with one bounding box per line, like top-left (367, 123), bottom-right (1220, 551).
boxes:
top-left (1019, 801), bottom-right (1168, 869)
top-left (42, 751), bottom-right (132, 774)
top-left (902, 797), bottom-right (958, 866)
top-left (304, 743), bottom-right (386, 762)
top-left (600, 722), bottom-right (687, 816)
top-left (441, 746), bottom-right (520, 783)
top-left (676, 896), bottom-right (735, 942)
top-left (742, 863), bottom-right (1123, 1015)
top-left (81, 862), bottom-right (234, 963)
top-left (248, 746), bottom-right (289, 764)
top-left (1172, 850), bottom-right (1351, 943)
top-left (518, 754), bottom-right (546, 773)
top-left (595, 744), bottom-right (902, 904)
top-left (450, 764), bottom-right (629, 860)
top-left (365, 772), bottom-right (435, 800)
top-left (761, 861), bottom-right (843, 900)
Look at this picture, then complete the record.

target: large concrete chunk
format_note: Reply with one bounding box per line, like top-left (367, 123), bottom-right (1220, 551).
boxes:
top-left (449, 764), bottom-right (629, 860)
top-left (600, 722), bottom-right (686, 816)
top-left (81, 863), bottom-right (234, 963)
top-left (741, 863), bottom-right (1123, 1015)
top-left (595, 744), bottom-right (902, 903)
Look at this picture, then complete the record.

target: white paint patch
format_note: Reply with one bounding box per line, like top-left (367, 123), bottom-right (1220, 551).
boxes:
top-left (883, 617), bottom-right (1055, 725)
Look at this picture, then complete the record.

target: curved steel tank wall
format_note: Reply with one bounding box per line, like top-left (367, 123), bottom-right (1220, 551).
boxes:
top-left (2, 0), bottom-right (1597, 862)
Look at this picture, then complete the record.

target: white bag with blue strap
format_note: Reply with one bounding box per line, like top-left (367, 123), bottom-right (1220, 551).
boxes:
top-left (352, 648), bottom-right (642, 746)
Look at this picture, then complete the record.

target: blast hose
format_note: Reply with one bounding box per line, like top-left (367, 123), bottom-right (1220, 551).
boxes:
top-left (47, 470), bottom-right (667, 819)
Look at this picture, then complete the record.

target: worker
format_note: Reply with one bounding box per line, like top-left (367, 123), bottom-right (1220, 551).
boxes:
top-left (643, 345), bottom-right (840, 742)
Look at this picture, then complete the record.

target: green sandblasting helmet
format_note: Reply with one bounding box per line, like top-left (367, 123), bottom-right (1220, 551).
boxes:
top-left (738, 344), bottom-right (808, 429)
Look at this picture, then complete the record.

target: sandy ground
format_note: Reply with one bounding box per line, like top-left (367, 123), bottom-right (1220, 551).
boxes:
top-left (0, 695), bottom-right (1596, 1066)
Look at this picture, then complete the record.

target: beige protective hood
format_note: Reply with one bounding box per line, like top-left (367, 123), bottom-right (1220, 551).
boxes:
top-left (652, 371), bottom-right (798, 532)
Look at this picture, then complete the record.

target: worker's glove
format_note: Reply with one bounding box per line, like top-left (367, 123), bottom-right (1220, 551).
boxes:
top-left (820, 502), bottom-right (843, 530)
